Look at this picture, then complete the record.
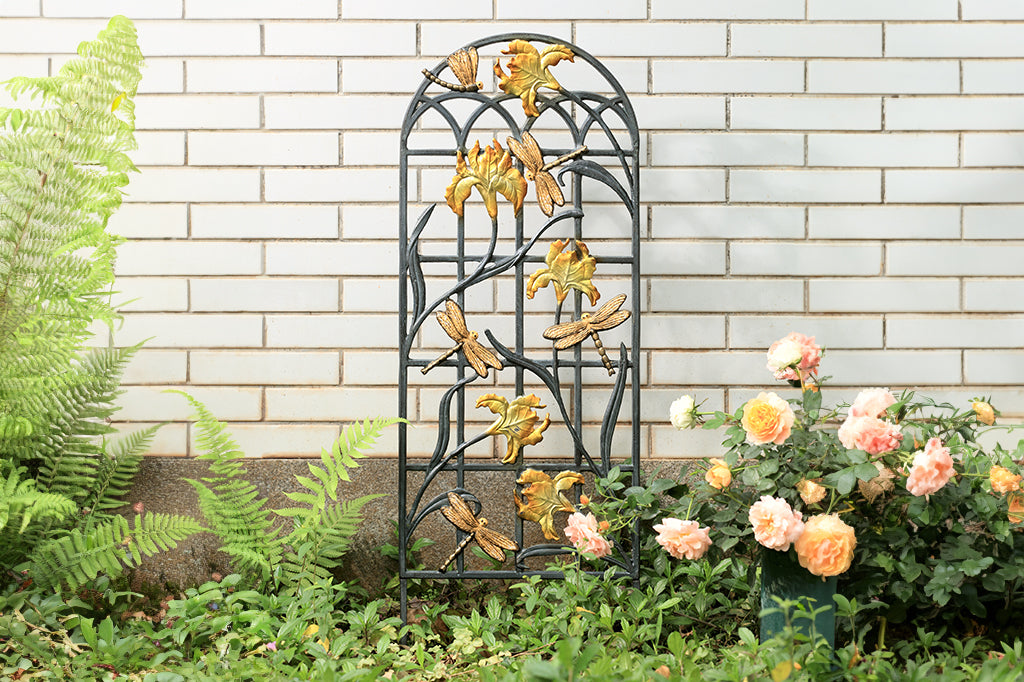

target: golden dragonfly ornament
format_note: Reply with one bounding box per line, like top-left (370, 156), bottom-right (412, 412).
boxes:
top-left (506, 132), bottom-right (587, 217)
top-left (422, 46), bottom-right (483, 92)
top-left (543, 293), bottom-right (631, 375)
top-left (438, 491), bottom-right (519, 571)
top-left (422, 299), bottom-right (503, 378)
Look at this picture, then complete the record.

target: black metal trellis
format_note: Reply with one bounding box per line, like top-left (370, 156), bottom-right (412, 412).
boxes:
top-left (397, 33), bottom-right (641, 623)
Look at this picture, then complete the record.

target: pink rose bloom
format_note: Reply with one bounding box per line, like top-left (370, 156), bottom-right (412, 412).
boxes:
top-left (748, 496), bottom-right (804, 551)
top-left (906, 437), bottom-right (955, 497)
top-left (579, 532), bottom-right (614, 558)
top-left (564, 512), bottom-right (613, 558)
top-left (767, 333), bottom-right (822, 382)
top-left (849, 388), bottom-right (897, 419)
top-left (838, 415), bottom-right (903, 455)
top-left (653, 517), bottom-right (713, 560)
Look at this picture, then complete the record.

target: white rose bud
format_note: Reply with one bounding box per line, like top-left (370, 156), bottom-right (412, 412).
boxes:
top-left (766, 339), bottom-right (803, 373)
top-left (670, 395), bottom-right (697, 430)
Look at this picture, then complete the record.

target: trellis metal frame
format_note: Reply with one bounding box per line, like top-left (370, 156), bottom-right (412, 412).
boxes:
top-left (396, 33), bottom-right (642, 623)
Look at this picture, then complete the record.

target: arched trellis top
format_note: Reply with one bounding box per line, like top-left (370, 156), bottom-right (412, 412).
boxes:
top-left (396, 33), bottom-right (642, 626)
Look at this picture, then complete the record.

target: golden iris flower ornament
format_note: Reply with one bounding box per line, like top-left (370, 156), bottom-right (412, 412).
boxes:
top-left (445, 139), bottom-right (528, 219)
top-left (526, 239), bottom-right (600, 306)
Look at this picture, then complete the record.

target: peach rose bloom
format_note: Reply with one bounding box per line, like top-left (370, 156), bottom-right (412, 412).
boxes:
top-left (653, 517), bottom-right (713, 560)
top-left (705, 458), bottom-right (732, 490)
top-left (794, 513), bottom-right (857, 578)
top-left (838, 415), bottom-right (902, 455)
top-left (579, 531), bottom-right (613, 558)
top-left (849, 388), bottom-right (897, 419)
top-left (741, 392), bottom-right (795, 445)
top-left (797, 479), bottom-right (827, 505)
top-left (749, 496), bottom-right (804, 551)
top-left (990, 466), bottom-right (1022, 495)
top-left (1008, 492), bottom-right (1024, 524)
top-left (905, 438), bottom-right (955, 497)
top-left (973, 401), bottom-right (996, 426)
top-left (564, 511), bottom-right (599, 547)
top-left (767, 332), bottom-right (822, 382)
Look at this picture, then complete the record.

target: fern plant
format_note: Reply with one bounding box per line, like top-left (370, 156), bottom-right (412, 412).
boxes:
top-left (179, 391), bottom-right (400, 594)
top-left (0, 17), bottom-right (203, 590)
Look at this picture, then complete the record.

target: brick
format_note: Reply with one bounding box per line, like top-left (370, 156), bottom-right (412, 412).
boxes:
top-left (651, 351), bottom-right (767, 384)
top-left (496, 0), bottom-right (645, 19)
top-left (887, 171), bottom-right (1024, 203)
top-left (642, 315), bottom-right (726, 348)
top-left (888, 24), bottom-right (1024, 58)
top-left (887, 243), bottom-right (1024, 276)
top-left (343, 279), bottom-right (399, 313)
top-left (732, 24), bottom-right (881, 58)
top-left (116, 386), bottom-right (262, 421)
top-left (266, 387), bottom-right (399, 420)
top-left (967, 352), bottom-right (1024, 384)
top-left (134, 131), bottom-right (185, 166)
top-left (344, 0), bottom-right (490, 18)
top-left (191, 204), bottom-right (339, 239)
top-left (964, 206), bottom-right (1024, 239)
top-left (124, 168), bottom-right (260, 202)
top-left (560, 58), bottom-right (648, 94)
top-left (888, 316), bottom-right (1024, 348)
top-left (114, 313), bottom-right (263, 348)
top-left (652, 424), bottom-right (727, 459)
top-left (731, 316), bottom-right (883, 349)
top-left (731, 242), bottom-right (881, 276)
top-left (962, 0), bottom-right (1024, 20)
top-left (137, 59), bottom-right (184, 94)
top-left (264, 94), bottom-right (408, 130)
top-left (0, 19), bottom-right (105, 52)
top-left (264, 23), bottom-right (416, 56)
top-left (731, 97), bottom-right (881, 131)
top-left (0, 0), bottom-right (40, 16)
top-left (963, 61), bottom-right (1024, 94)
top-left (120, 350), bottom-right (188, 384)
top-left (116, 241), bottom-right (261, 276)
top-left (343, 205), bottom-right (398, 239)
top-left (641, 169), bottom-right (726, 203)
top-left (188, 132), bottom-right (338, 166)
top-left (650, 279), bottom-right (804, 313)
top-left (651, 206), bottom-right (805, 239)
top-left (808, 0), bottom-right (957, 20)
top-left (346, 352), bottom-right (443, 385)
top-left (0, 56), bottom-right (47, 78)
top-left (191, 351), bottom-right (339, 385)
top-left (264, 169), bottom-right (400, 203)
top-left (343, 59), bottom-right (442, 96)
top-left (652, 132), bottom-right (803, 166)
top-left (191, 278), bottom-right (339, 312)
top-left (266, 314), bottom-right (397, 349)
top-left (185, 0), bottom-right (337, 18)
top-left (203, 424), bottom-right (343, 458)
top-left (809, 60), bottom-right (958, 95)
top-left (345, 132), bottom-right (445, 166)
top-left (964, 134), bottom-right (1024, 167)
top-left (136, 21), bottom-right (260, 56)
top-left (808, 206), bottom-right (960, 239)
top-left (114, 276), bottom-right (188, 311)
top-left (810, 279), bottom-right (960, 312)
top-left (818, 350), bottom-right (962, 385)
top-left (654, 59), bottom-right (803, 94)
top-left (731, 170), bottom-right (881, 203)
top-left (652, 0), bottom-right (804, 20)
top-left (112, 422), bottom-right (187, 456)
top-left (419, 23), bottom-right (573, 56)
top-left (640, 243), bottom-right (726, 275)
top-left (966, 281), bottom-right (1024, 311)
top-left (108, 204), bottom-right (187, 239)
top-left (43, 0), bottom-right (181, 17)
top-left (135, 95), bottom-right (260, 129)
top-left (576, 23), bottom-right (726, 57)
top-left (886, 97), bottom-right (1024, 131)
top-left (631, 96), bottom-right (726, 130)
top-left (186, 58), bottom-right (337, 94)
top-left (807, 133), bottom-right (958, 167)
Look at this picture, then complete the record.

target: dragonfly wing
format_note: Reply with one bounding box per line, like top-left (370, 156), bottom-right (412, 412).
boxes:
top-left (464, 342), bottom-right (503, 376)
top-left (476, 529), bottom-right (519, 560)
top-left (444, 299), bottom-right (472, 338)
top-left (441, 492), bottom-right (478, 532)
top-left (589, 309), bottom-right (631, 332)
top-left (448, 47), bottom-right (478, 87)
top-left (587, 293), bottom-right (627, 324)
top-left (543, 320), bottom-right (583, 340)
top-left (436, 310), bottom-right (463, 344)
top-left (506, 134), bottom-right (543, 174)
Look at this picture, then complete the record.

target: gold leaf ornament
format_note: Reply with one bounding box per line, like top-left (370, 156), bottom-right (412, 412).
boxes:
top-left (445, 139), bottom-right (528, 219)
top-left (494, 40), bottom-right (575, 117)
top-left (513, 469), bottom-right (585, 540)
top-left (477, 393), bottom-right (551, 464)
top-left (526, 239), bottom-right (600, 306)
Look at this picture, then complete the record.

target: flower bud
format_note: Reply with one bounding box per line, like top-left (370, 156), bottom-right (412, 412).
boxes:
top-left (669, 395), bottom-right (698, 430)
top-left (705, 458), bottom-right (732, 490)
top-left (973, 401), bottom-right (996, 426)
top-left (797, 479), bottom-right (827, 505)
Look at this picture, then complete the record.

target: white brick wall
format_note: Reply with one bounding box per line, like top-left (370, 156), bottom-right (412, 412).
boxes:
top-left (7, 3), bottom-right (1024, 459)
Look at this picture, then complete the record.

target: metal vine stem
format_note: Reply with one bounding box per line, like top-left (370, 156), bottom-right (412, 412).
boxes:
top-left (397, 33), bottom-right (642, 624)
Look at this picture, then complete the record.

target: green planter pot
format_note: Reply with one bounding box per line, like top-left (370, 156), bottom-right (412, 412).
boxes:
top-left (759, 549), bottom-right (837, 647)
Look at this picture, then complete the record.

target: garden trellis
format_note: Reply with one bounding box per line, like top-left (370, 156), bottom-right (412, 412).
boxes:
top-left (396, 33), bottom-right (642, 623)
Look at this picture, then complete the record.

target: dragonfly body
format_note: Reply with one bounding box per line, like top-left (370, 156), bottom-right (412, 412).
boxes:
top-left (543, 293), bottom-right (631, 375)
top-left (422, 300), bottom-right (502, 378)
top-left (438, 492), bottom-right (518, 572)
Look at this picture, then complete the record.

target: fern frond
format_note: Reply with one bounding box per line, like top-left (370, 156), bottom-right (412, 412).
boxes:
top-left (81, 424), bottom-right (160, 514)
